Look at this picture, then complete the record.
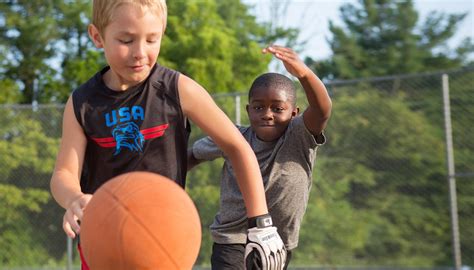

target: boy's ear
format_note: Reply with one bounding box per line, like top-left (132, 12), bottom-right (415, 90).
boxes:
top-left (292, 107), bottom-right (300, 117)
top-left (88, 24), bottom-right (104, 48)
top-left (246, 104), bottom-right (250, 114)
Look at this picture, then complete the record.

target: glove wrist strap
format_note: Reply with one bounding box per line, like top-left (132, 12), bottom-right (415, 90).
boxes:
top-left (248, 213), bottom-right (273, 228)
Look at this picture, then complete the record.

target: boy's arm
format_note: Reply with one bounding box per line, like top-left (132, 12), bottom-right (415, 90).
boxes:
top-left (50, 96), bottom-right (92, 238)
top-left (187, 136), bottom-right (223, 171)
top-left (263, 45), bottom-right (332, 136)
top-left (178, 74), bottom-right (268, 218)
top-left (187, 149), bottom-right (201, 171)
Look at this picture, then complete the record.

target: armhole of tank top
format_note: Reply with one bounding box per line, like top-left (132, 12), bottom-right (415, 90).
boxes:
top-left (173, 72), bottom-right (189, 129)
top-left (71, 91), bottom-right (84, 128)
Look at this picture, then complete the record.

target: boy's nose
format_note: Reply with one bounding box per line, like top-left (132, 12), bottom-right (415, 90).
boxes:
top-left (133, 43), bottom-right (146, 60)
top-left (261, 108), bottom-right (273, 120)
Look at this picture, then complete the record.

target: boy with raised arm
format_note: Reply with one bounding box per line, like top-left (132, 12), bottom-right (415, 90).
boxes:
top-left (189, 45), bottom-right (332, 269)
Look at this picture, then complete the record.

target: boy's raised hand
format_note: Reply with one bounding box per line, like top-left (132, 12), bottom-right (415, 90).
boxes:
top-left (262, 45), bottom-right (311, 79)
top-left (263, 45), bottom-right (332, 137)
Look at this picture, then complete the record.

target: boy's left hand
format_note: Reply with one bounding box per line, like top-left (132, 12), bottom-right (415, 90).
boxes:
top-left (262, 45), bottom-right (311, 79)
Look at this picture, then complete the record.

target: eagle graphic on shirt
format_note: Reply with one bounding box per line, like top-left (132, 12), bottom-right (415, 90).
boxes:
top-left (90, 106), bottom-right (169, 155)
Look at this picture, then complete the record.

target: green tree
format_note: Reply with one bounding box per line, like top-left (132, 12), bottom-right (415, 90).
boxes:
top-left (1, 0), bottom-right (299, 103)
top-left (0, 184), bottom-right (50, 266)
top-left (296, 159), bottom-right (371, 265)
top-left (0, 45), bottom-right (21, 103)
top-left (449, 70), bottom-right (474, 265)
top-left (0, 106), bottom-right (61, 266)
top-left (307, 0), bottom-right (474, 80)
top-left (51, 0), bottom-right (105, 103)
top-left (0, 78), bottom-right (21, 104)
top-left (300, 4), bottom-right (474, 263)
top-left (296, 88), bottom-right (450, 265)
top-left (0, 0), bottom-right (103, 104)
top-left (0, 0), bottom-right (61, 104)
top-left (162, 0), bottom-right (271, 93)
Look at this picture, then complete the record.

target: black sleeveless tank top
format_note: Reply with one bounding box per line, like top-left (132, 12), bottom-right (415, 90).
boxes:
top-left (72, 64), bottom-right (190, 193)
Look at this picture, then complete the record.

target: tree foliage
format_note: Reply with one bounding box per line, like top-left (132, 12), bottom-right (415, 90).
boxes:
top-left (0, 0), bottom-right (61, 103)
top-left (0, 107), bottom-right (64, 265)
top-left (306, 0), bottom-right (474, 80)
top-left (0, 0), bottom-right (288, 104)
top-left (0, 184), bottom-right (50, 266)
top-left (295, 89), bottom-right (451, 265)
top-left (162, 0), bottom-right (272, 93)
top-left (300, 5), bottom-right (473, 264)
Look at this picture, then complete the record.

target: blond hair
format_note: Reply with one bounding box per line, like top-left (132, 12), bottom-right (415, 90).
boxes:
top-left (92, 0), bottom-right (167, 35)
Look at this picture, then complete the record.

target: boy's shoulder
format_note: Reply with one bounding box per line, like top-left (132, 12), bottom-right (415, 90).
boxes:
top-left (147, 63), bottom-right (180, 89)
top-left (289, 115), bottom-right (326, 145)
top-left (281, 115), bottom-right (325, 146)
top-left (72, 67), bottom-right (106, 100)
top-left (237, 125), bottom-right (251, 133)
top-left (237, 125), bottom-right (253, 139)
top-left (152, 63), bottom-right (178, 78)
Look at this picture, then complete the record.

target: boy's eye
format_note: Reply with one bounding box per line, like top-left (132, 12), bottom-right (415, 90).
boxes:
top-left (272, 107), bottom-right (284, 113)
top-left (119, 39), bottom-right (132, 44)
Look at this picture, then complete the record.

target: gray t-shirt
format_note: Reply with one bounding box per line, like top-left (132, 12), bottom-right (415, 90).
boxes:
top-left (192, 115), bottom-right (325, 250)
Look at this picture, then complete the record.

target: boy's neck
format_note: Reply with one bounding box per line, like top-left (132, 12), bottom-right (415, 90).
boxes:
top-left (102, 64), bottom-right (156, 92)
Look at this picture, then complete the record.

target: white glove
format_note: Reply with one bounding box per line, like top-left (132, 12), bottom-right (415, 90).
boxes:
top-left (244, 215), bottom-right (287, 270)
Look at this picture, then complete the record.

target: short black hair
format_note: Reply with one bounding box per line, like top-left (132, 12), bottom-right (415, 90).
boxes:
top-left (248, 73), bottom-right (296, 106)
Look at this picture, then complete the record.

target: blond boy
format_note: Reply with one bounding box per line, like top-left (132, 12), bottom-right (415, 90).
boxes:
top-left (50, 1), bottom-right (285, 269)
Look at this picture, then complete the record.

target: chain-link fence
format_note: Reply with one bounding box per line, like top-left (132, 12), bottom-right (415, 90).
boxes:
top-left (0, 68), bottom-right (472, 269)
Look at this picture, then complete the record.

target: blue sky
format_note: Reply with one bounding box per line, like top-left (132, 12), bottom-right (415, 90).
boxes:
top-left (243, 0), bottom-right (474, 60)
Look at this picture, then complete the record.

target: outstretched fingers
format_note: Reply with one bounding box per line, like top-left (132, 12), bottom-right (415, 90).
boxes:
top-left (262, 45), bottom-right (309, 79)
top-left (262, 45), bottom-right (296, 61)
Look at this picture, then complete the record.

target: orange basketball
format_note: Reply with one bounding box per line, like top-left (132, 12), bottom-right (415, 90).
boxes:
top-left (80, 172), bottom-right (201, 270)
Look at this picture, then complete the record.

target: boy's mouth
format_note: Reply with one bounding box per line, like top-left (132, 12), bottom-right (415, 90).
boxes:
top-left (130, 65), bottom-right (146, 72)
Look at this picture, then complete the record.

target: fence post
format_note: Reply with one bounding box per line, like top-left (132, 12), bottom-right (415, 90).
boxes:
top-left (442, 73), bottom-right (462, 270)
top-left (235, 94), bottom-right (241, 125)
top-left (67, 236), bottom-right (73, 270)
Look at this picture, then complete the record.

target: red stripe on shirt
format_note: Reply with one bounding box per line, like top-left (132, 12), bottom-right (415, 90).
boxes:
top-left (90, 123), bottom-right (169, 148)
